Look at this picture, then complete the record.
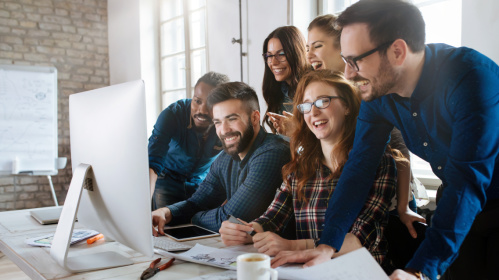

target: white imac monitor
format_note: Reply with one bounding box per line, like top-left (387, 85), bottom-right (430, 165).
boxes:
top-left (50, 80), bottom-right (154, 272)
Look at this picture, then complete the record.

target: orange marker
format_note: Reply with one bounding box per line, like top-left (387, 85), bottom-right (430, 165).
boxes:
top-left (87, 233), bottom-right (104, 244)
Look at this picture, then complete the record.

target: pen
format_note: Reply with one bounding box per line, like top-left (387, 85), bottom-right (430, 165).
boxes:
top-left (87, 233), bottom-right (104, 244)
top-left (236, 217), bottom-right (256, 236)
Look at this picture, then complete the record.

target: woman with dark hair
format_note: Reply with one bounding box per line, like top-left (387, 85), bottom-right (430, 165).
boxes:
top-left (262, 26), bottom-right (310, 135)
top-left (220, 70), bottom-right (396, 268)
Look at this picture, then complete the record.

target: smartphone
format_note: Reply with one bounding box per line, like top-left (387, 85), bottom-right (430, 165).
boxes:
top-left (227, 215), bottom-right (256, 236)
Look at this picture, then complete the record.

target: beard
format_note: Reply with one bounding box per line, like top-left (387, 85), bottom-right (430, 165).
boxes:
top-left (221, 119), bottom-right (255, 157)
top-left (352, 55), bottom-right (398, 102)
top-left (192, 113), bottom-right (213, 133)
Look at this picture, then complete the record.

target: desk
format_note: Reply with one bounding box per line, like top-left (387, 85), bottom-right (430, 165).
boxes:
top-left (0, 207), bottom-right (225, 280)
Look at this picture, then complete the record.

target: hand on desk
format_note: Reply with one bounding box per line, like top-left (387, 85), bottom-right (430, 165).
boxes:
top-left (270, 244), bottom-right (335, 268)
top-left (152, 207), bottom-right (172, 236)
top-left (253, 231), bottom-right (298, 256)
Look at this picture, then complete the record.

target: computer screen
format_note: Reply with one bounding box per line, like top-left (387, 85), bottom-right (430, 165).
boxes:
top-left (50, 80), bottom-right (153, 272)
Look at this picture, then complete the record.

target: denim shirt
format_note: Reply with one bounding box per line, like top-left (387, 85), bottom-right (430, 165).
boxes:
top-left (167, 128), bottom-right (291, 232)
top-left (318, 44), bottom-right (499, 279)
top-left (148, 99), bottom-right (222, 185)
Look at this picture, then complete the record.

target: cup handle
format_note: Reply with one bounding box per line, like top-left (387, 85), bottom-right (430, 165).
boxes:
top-left (263, 268), bottom-right (278, 280)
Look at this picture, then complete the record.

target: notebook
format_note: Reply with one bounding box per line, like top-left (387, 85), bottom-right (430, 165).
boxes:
top-left (30, 207), bottom-right (63, 225)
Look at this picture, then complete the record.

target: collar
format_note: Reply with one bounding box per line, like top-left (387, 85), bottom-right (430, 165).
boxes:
top-left (411, 44), bottom-right (436, 103)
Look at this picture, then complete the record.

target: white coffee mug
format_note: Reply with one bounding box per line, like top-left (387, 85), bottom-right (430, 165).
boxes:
top-left (236, 253), bottom-right (278, 280)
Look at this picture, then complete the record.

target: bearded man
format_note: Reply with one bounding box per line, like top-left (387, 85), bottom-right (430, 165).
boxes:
top-left (151, 82), bottom-right (290, 233)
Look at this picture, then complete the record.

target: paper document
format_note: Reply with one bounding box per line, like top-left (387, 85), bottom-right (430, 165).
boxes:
top-left (159, 244), bottom-right (388, 280)
top-left (277, 247), bottom-right (389, 280)
top-left (156, 243), bottom-right (255, 270)
top-left (25, 229), bottom-right (99, 247)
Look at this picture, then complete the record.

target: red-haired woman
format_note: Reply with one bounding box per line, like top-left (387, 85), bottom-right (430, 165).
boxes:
top-left (220, 70), bottom-right (396, 268)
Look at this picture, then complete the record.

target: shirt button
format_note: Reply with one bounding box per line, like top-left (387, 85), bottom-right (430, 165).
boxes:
top-left (413, 112), bottom-right (418, 117)
top-left (438, 166), bottom-right (442, 170)
top-left (423, 142), bottom-right (428, 147)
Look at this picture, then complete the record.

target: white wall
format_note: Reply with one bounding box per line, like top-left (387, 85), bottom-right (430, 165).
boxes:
top-left (108, 0), bottom-right (160, 134)
top-left (206, 0), bottom-right (242, 83)
top-left (246, 0), bottom-right (289, 120)
top-left (139, 0), bottom-right (161, 133)
top-left (108, 0), bottom-right (141, 85)
top-left (461, 0), bottom-right (499, 63)
top-left (206, 0), bottom-right (290, 122)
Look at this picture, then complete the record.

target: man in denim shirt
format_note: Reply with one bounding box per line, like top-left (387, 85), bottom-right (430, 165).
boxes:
top-left (152, 82), bottom-right (291, 232)
top-left (148, 72), bottom-right (229, 209)
top-left (270, 1), bottom-right (499, 280)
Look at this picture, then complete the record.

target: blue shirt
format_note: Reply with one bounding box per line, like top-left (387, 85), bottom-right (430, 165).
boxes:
top-left (148, 99), bottom-right (222, 185)
top-left (167, 128), bottom-right (291, 232)
top-left (318, 44), bottom-right (499, 279)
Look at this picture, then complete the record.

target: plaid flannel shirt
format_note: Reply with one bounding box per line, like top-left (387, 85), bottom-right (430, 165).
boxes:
top-left (254, 152), bottom-right (396, 264)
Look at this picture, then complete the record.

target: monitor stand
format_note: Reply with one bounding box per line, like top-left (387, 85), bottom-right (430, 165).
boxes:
top-left (50, 163), bottom-right (133, 272)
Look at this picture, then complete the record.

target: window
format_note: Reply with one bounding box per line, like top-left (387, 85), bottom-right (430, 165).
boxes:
top-left (320, 0), bottom-right (357, 14)
top-left (320, 0), bottom-right (462, 48)
top-left (159, 0), bottom-right (208, 109)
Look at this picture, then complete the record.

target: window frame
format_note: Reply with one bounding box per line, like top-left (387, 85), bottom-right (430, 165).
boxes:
top-left (159, 0), bottom-right (209, 109)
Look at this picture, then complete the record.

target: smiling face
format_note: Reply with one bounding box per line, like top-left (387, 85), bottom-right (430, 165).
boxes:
top-left (191, 81), bottom-right (216, 131)
top-left (266, 38), bottom-right (292, 84)
top-left (307, 27), bottom-right (344, 72)
top-left (341, 23), bottom-right (398, 102)
top-left (302, 81), bottom-right (348, 144)
top-left (212, 99), bottom-right (259, 159)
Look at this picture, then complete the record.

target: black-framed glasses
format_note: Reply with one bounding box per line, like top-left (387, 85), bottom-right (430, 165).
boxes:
top-left (340, 41), bottom-right (394, 72)
top-left (297, 96), bottom-right (344, 114)
top-left (262, 51), bottom-right (287, 63)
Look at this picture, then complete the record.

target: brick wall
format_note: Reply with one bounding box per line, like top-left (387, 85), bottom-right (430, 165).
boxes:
top-left (0, 0), bottom-right (109, 211)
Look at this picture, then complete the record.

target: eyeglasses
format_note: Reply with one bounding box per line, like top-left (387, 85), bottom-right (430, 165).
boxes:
top-left (340, 41), bottom-right (394, 72)
top-left (262, 51), bottom-right (287, 63)
top-left (297, 96), bottom-right (344, 114)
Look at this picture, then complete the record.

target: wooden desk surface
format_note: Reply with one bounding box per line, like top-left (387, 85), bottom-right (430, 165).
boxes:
top-left (0, 207), bottom-right (225, 280)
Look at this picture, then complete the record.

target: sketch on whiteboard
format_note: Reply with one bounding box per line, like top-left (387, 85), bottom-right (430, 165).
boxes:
top-left (0, 66), bottom-right (57, 174)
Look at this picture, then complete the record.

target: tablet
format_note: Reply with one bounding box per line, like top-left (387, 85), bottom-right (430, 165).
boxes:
top-left (163, 225), bottom-right (219, 241)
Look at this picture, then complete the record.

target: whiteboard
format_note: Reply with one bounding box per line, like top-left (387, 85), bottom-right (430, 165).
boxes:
top-left (0, 64), bottom-right (59, 175)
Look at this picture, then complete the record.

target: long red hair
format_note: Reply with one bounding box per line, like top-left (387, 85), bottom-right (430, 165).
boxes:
top-left (282, 70), bottom-right (360, 201)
